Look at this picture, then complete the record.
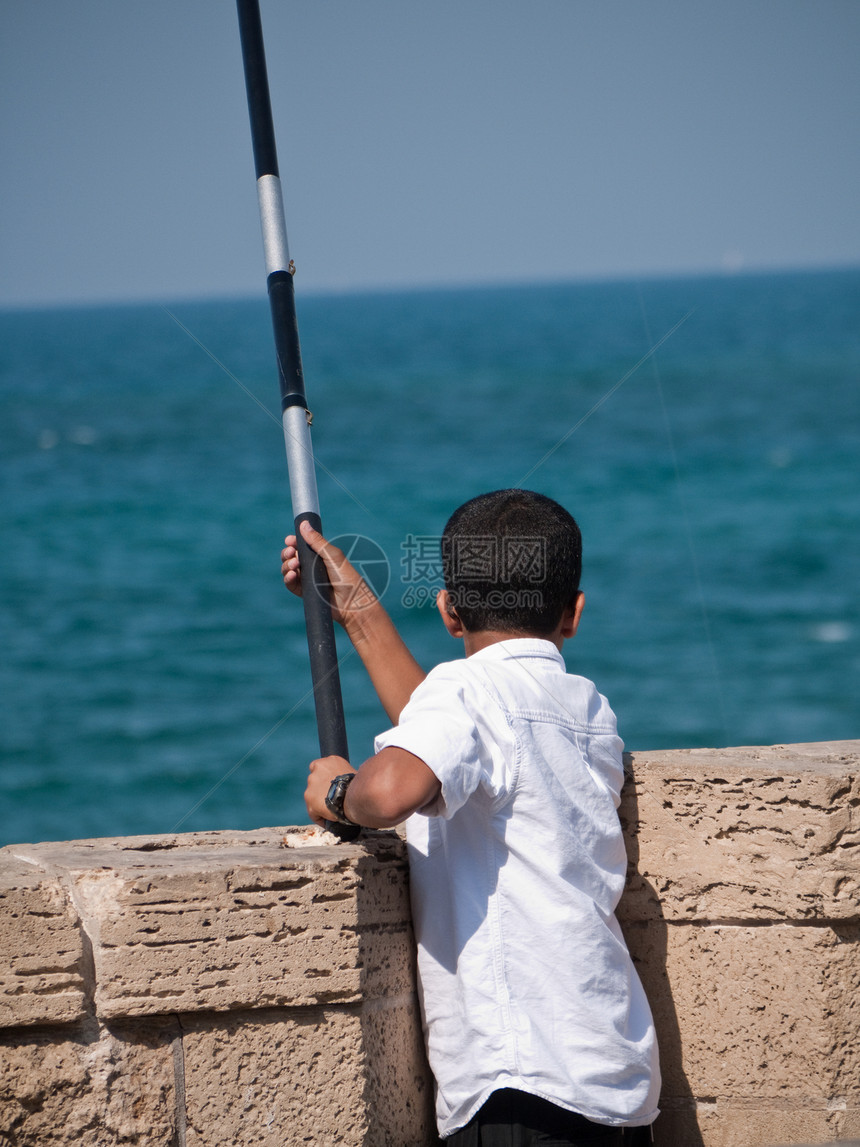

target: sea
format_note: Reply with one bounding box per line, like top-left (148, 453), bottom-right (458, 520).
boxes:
top-left (1, 269), bottom-right (858, 847)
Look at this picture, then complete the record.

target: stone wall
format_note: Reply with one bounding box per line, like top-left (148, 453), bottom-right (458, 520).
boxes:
top-left (1, 740), bottom-right (858, 1147)
top-left (0, 829), bottom-right (432, 1146)
top-left (616, 741), bottom-right (860, 1147)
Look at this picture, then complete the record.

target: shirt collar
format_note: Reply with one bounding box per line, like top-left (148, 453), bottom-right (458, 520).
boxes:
top-left (467, 637), bottom-right (566, 669)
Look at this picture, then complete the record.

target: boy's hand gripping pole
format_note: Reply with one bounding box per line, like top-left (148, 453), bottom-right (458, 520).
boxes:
top-left (236, 0), bottom-right (359, 840)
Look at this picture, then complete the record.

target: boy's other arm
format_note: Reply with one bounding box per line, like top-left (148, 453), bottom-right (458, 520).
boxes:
top-left (282, 521), bottom-right (426, 724)
top-left (306, 748), bottom-right (441, 830)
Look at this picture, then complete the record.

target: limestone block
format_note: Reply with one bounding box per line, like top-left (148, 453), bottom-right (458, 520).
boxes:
top-left (620, 742), bottom-right (860, 923)
top-left (767, 1142), bottom-right (860, 1147)
top-left (177, 996), bottom-right (434, 1145)
top-left (0, 859), bottom-right (86, 1028)
top-left (360, 995), bottom-right (437, 1145)
top-left (179, 1006), bottom-right (370, 1147)
top-left (654, 1097), bottom-right (860, 1147)
top-left (6, 829), bottom-right (413, 1020)
top-left (0, 1017), bottom-right (177, 1146)
top-left (623, 920), bottom-right (860, 1102)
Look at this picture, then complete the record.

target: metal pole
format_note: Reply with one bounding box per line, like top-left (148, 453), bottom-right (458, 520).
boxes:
top-left (236, 0), bottom-right (357, 839)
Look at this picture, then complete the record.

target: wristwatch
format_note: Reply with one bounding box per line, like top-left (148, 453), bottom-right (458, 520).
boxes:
top-left (325, 774), bottom-right (358, 826)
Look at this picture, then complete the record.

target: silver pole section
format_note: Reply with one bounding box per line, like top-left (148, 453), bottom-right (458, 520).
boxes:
top-left (282, 404), bottom-right (319, 519)
top-left (256, 174), bottom-right (291, 277)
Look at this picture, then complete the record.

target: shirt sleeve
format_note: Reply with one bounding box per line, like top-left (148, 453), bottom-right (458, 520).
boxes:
top-left (373, 663), bottom-right (483, 819)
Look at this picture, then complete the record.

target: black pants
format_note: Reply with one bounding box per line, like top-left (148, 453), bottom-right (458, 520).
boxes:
top-left (443, 1089), bottom-right (649, 1147)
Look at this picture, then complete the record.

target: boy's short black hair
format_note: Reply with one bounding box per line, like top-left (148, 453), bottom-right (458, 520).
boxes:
top-left (441, 489), bottom-right (582, 636)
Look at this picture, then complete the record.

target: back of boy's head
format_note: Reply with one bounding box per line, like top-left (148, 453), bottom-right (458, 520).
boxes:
top-left (441, 489), bottom-right (582, 636)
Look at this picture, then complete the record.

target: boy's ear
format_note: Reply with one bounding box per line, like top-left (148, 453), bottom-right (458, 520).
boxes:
top-left (436, 589), bottom-right (465, 639)
top-left (560, 591), bottom-right (585, 639)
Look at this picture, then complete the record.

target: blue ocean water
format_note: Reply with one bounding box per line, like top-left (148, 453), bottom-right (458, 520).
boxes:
top-left (1, 270), bottom-right (858, 846)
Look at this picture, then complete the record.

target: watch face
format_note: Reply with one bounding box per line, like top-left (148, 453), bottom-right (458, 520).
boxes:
top-left (325, 779), bottom-right (342, 815)
top-left (325, 774), bottom-right (353, 823)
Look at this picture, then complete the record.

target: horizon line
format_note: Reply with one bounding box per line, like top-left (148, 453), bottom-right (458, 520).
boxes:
top-left (2, 259), bottom-right (859, 315)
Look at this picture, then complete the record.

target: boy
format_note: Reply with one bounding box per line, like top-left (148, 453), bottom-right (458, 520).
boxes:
top-left (281, 490), bottom-right (659, 1146)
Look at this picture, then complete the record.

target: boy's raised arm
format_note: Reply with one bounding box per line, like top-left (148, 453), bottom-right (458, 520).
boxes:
top-left (281, 520), bottom-right (426, 724)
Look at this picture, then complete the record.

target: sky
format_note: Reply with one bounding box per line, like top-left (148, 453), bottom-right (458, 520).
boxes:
top-left (1, 0), bottom-right (858, 309)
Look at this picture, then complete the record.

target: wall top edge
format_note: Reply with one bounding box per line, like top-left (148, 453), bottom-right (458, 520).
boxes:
top-left (625, 740), bottom-right (860, 775)
top-left (1, 825), bottom-right (405, 876)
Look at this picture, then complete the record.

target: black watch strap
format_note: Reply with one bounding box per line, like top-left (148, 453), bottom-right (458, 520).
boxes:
top-left (325, 774), bottom-right (358, 826)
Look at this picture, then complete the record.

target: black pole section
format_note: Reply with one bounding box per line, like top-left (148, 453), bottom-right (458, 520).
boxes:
top-left (236, 0), bottom-right (358, 840)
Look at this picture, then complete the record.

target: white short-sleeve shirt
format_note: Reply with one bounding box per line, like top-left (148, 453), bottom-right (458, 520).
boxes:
top-left (374, 638), bottom-right (660, 1138)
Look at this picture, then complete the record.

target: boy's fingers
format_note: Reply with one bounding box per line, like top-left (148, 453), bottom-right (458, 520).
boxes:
top-left (281, 544), bottom-right (302, 591)
top-left (298, 520), bottom-right (346, 568)
top-left (298, 519), bottom-right (326, 549)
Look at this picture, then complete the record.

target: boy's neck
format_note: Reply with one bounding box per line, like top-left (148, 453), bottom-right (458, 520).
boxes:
top-left (462, 628), bottom-right (564, 657)
top-left (439, 590), bottom-right (583, 657)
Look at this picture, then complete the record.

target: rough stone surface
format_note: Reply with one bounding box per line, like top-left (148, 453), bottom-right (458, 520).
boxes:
top-left (616, 742), bottom-right (860, 1147)
top-left (2, 827), bottom-right (414, 1020)
top-left (0, 860), bottom-right (86, 1027)
top-left (180, 1005), bottom-right (368, 1146)
top-left (0, 826), bottom-right (435, 1146)
top-left (624, 921), bottom-right (860, 1100)
top-left (176, 996), bottom-right (432, 1147)
top-left (619, 742), bottom-right (860, 924)
top-left (653, 1097), bottom-right (860, 1147)
top-left (360, 994), bottom-right (437, 1145)
top-left (0, 1017), bottom-right (177, 1146)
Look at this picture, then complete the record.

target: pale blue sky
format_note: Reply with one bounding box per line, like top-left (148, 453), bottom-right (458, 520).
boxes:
top-left (2, 0), bottom-right (858, 308)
